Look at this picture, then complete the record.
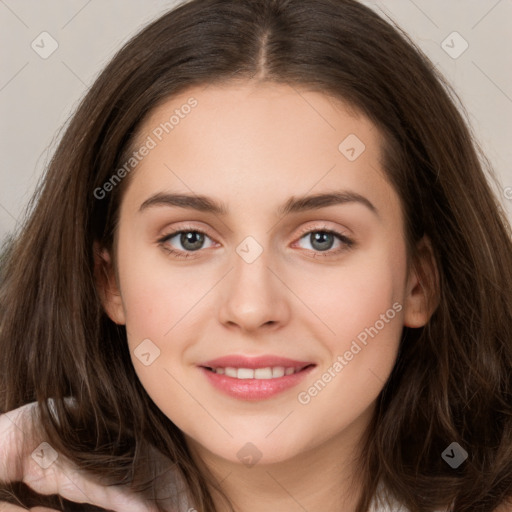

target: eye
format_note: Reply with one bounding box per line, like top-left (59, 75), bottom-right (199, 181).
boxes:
top-left (158, 227), bottom-right (216, 258)
top-left (294, 227), bottom-right (354, 257)
top-left (157, 224), bottom-right (355, 260)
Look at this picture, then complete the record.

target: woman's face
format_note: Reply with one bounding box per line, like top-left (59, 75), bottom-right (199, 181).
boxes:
top-left (100, 82), bottom-right (431, 466)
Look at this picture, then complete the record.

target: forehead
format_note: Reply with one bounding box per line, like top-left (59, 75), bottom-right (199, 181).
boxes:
top-left (137, 81), bottom-right (377, 155)
top-left (122, 81), bottom-right (397, 218)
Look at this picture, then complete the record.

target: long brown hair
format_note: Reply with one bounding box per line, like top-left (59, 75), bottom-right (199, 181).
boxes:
top-left (1, 0), bottom-right (511, 510)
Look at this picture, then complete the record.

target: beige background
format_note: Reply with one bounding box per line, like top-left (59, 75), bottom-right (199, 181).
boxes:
top-left (1, 0), bottom-right (511, 244)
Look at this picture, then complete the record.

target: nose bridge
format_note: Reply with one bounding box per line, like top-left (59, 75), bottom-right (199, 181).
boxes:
top-left (233, 238), bottom-right (272, 293)
top-left (218, 234), bottom-right (289, 330)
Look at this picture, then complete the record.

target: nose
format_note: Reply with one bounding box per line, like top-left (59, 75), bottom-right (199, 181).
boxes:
top-left (217, 248), bottom-right (291, 333)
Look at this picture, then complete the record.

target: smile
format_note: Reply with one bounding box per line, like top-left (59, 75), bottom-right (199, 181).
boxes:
top-left (205, 365), bottom-right (309, 379)
top-left (199, 356), bottom-right (316, 400)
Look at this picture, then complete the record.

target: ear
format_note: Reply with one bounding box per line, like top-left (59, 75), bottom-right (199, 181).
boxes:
top-left (93, 241), bottom-right (126, 325)
top-left (403, 235), bottom-right (440, 328)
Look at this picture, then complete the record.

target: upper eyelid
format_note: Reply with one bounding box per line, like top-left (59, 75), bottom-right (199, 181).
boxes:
top-left (295, 222), bottom-right (350, 237)
top-left (159, 221), bottom-right (351, 240)
top-left (158, 223), bottom-right (353, 249)
top-left (158, 224), bottom-right (215, 242)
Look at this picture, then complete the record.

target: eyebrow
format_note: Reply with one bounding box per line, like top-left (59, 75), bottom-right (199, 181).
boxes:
top-left (138, 190), bottom-right (378, 217)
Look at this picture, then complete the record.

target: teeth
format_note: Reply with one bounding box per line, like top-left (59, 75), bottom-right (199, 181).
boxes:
top-left (237, 368), bottom-right (255, 379)
top-left (225, 367), bottom-right (237, 378)
top-left (255, 367), bottom-right (273, 379)
top-left (272, 367), bottom-right (285, 378)
top-left (212, 366), bottom-right (303, 379)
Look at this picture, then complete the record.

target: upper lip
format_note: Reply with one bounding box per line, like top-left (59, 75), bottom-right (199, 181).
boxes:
top-left (200, 355), bottom-right (315, 370)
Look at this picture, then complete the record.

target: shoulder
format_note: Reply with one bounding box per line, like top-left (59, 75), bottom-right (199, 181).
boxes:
top-left (369, 481), bottom-right (449, 512)
top-left (371, 481), bottom-right (512, 512)
top-left (368, 482), bottom-right (411, 512)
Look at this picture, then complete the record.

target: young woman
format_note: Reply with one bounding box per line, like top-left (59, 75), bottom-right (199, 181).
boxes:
top-left (1, 0), bottom-right (511, 511)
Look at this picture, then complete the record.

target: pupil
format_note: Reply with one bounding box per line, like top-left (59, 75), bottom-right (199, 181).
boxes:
top-left (311, 232), bottom-right (333, 251)
top-left (181, 232), bottom-right (204, 251)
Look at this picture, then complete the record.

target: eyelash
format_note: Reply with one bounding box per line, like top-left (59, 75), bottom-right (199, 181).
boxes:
top-left (157, 224), bottom-right (355, 260)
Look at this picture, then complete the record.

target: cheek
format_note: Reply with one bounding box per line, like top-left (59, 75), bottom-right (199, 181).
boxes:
top-left (118, 239), bottom-right (211, 339)
top-left (294, 241), bottom-right (406, 346)
top-left (116, 246), bottom-right (212, 405)
top-left (293, 241), bottom-right (407, 411)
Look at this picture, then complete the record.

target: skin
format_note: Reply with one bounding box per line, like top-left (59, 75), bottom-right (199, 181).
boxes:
top-left (2, 82), bottom-right (511, 511)
top-left (93, 81), bottom-right (438, 512)
top-left (0, 403), bottom-right (158, 512)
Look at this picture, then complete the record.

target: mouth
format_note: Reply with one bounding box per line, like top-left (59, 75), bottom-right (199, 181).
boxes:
top-left (198, 357), bottom-right (316, 400)
top-left (202, 364), bottom-right (314, 379)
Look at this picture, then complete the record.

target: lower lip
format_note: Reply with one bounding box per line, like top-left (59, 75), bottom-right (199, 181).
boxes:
top-left (200, 366), bottom-right (315, 400)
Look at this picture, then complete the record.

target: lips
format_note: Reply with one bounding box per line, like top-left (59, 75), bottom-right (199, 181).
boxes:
top-left (201, 355), bottom-right (314, 370)
top-left (199, 355), bottom-right (316, 400)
